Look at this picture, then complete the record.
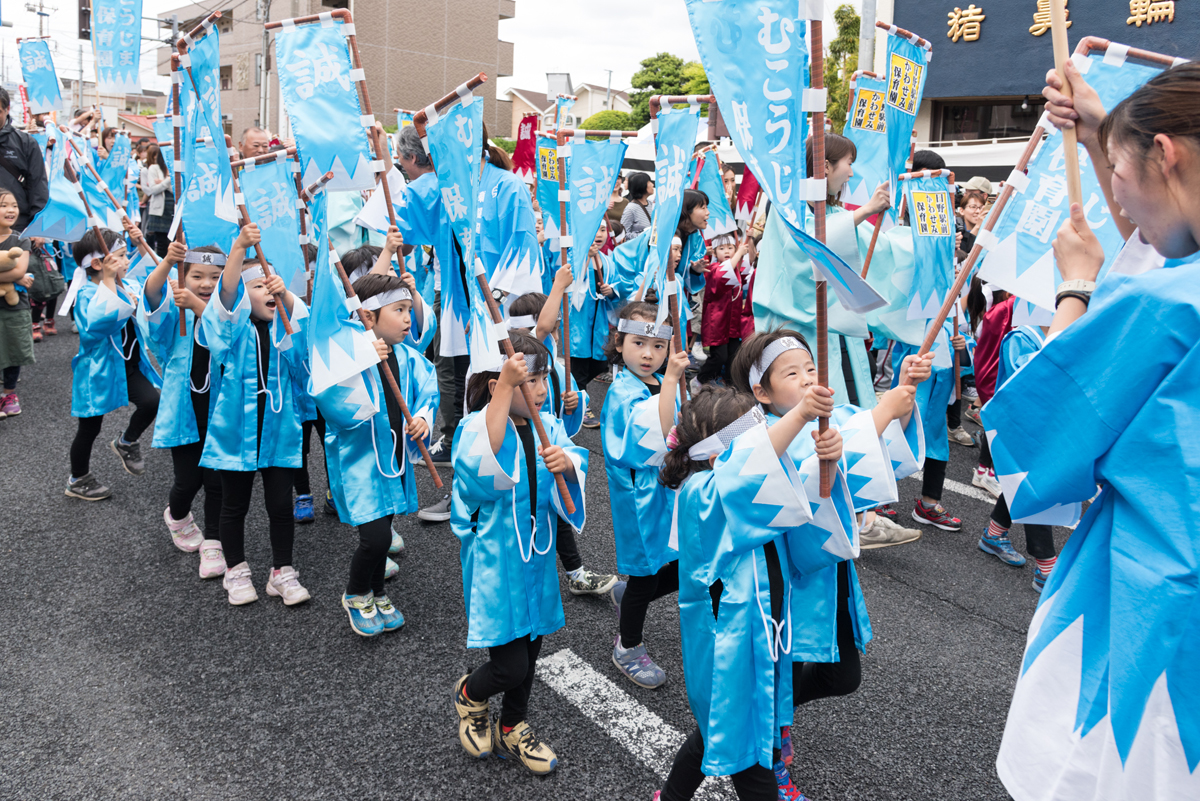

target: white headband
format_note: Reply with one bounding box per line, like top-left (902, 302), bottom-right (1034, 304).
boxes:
top-left (671, 236), bottom-right (682, 247)
top-left (618, 318), bottom-right (673, 339)
top-left (80, 251), bottom-right (104, 271)
top-left (185, 250), bottom-right (227, 266)
top-left (749, 336), bottom-right (809, 388)
top-left (503, 351), bottom-right (549, 374)
top-left (506, 314), bottom-right (536, 330)
top-left (360, 287), bottom-right (412, 311)
top-left (240, 264), bottom-right (265, 283)
top-left (687, 406), bottom-right (767, 461)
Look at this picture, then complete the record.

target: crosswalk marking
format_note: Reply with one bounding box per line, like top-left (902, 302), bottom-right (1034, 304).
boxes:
top-left (906, 470), bottom-right (998, 505)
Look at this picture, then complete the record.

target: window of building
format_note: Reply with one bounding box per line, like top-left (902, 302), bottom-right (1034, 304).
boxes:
top-left (320, 0), bottom-right (349, 8)
top-left (933, 98), bottom-right (1045, 142)
top-left (215, 14), bottom-right (233, 33)
top-left (220, 65), bottom-right (233, 91)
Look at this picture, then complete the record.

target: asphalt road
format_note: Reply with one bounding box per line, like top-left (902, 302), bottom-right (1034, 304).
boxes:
top-left (0, 330), bottom-right (1063, 800)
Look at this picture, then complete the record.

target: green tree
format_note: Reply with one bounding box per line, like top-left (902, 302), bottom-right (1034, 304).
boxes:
top-left (580, 110), bottom-right (636, 132)
top-left (825, 4), bottom-right (861, 134)
top-left (680, 60), bottom-right (709, 97)
top-left (629, 52), bottom-right (686, 128)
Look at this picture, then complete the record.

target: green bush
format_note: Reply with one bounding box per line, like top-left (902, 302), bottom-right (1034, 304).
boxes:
top-left (491, 137), bottom-right (517, 154)
top-left (579, 110), bottom-right (637, 132)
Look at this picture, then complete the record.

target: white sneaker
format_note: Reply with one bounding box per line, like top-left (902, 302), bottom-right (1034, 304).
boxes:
top-left (972, 466), bottom-right (1002, 498)
top-left (223, 562), bottom-right (258, 605)
top-left (163, 506), bottom-right (204, 552)
top-left (266, 566), bottom-right (311, 606)
top-left (860, 517), bottom-right (922, 549)
top-left (389, 523), bottom-right (404, 554)
top-left (199, 539), bottom-right (227, 579)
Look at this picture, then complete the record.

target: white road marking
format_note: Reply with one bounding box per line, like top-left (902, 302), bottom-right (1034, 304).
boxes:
top-left (906, 470), bottom-right (998, 505)
top-left (537, 648), bottom-right (732, 798)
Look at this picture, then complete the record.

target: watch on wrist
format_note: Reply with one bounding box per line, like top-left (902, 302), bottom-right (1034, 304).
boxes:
top-left (1056, 279), bottom-right (1095, 309)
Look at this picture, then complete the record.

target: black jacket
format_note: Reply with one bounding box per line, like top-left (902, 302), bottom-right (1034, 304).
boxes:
top-left (0, 119), bottom-right (49, 232)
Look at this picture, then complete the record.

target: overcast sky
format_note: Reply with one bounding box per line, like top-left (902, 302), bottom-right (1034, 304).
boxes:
top-left (0, 1), bottom-right (858, 102)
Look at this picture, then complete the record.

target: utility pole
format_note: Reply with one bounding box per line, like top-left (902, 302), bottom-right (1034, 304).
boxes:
top-left (604, 69), bottom-right (612, 110)
top-left (27, 0), bottom-right (56, 37)
top-left (258, 0), bottom-right (272, 129)
top-left (858, 0), bottom-right (877, 76)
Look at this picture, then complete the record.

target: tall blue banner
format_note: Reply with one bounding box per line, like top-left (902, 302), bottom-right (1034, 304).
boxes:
top-left (978, 50), bottom-right (1162, 311)
top-left (884, 30), bottom-right (930, 213)
top-left (650, 105), bottom-right (699, 277)
top-left (425, 94), bottom-right (502, 372)
top-left (567, 136), bottom-right (627, 277)
top-left (18, 40), bottom-right (62, 114)
top-left (181, 140), bottom-right (239, 251)
top-left (240, 156), bottom-right (307, 298)
top-left (536, 135), bottom-right (562, 250)
top-left (556, 96), bottom-right (576, 128)
top-left (91, 0), bottom-right (142, 94)
top-left (22, 125), bottom-right (90, 242)
top-left (275, 20), bottom-right (375, 191)
top-left (902, 173), bottom-right (954, 320)
top-left (841, 73), bottom-right (889, 210)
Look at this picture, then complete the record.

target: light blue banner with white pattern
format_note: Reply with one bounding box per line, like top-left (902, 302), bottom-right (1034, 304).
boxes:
top-left (19, 40), bottom-right (62, 114)
top-left (91, 0), bottom-right (143, 95)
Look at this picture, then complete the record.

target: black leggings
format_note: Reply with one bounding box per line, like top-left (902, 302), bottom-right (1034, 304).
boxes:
top-left (169, 440), bottom-right (222, 540)
top-left (569, 356), bottom-right (609, 394)
top-left (619, 560), bottom-right (680, 649)
top-left (921, 458), bottom-right (947, 502)
top-left (348, 515), bottom-right (393, 596)
top-left (793, 562), bottom-right (862, 706)
top-left (464, 635), bottom-right (543, 728)
top-left (219, 466), bottom-right (296, 569)
top-left (698, 339), bottom-right (741, 384)
top-left (660, 726), bottom-right (775, 801)
top-left (440, 354), bottom-right (471, 442)
top-left (556, 518), bottom-right (582, 573)
top-left (947, 396), bottom-right (962, 430)
top-left (294, 415), bottom-right (327, 496)
top-left (2, 365), bottom-right (18, 391)
top-left (69, 368), bottom-right (160, 477)
top-left (989, 494), bottom-right (1056, 560)
top-left (30, 294), bottom-right (58, 324)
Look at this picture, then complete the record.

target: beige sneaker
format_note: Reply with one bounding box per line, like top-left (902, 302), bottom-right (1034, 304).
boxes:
top-left (265, 566), bottom-right (311, 606)
top-left (495, 720), bottom-right (558, 775)
top-left (861, 517), bottom-right (922, 550)
top-left (222, 562), bottom-right (258, 605)
top-left (454, 675), bottom-right (493, 759)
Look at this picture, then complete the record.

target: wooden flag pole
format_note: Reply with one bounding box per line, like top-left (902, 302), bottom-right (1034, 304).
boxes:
top-left (1049, 0), bottom-right (1083, 207)
top-left (227, 149), bottom-right (295, 336)
top-left (413, 95), bottom-right (575, 514)
top-left (810, 19), bottom-right (833, 498)
top-left (62, 145), bottom-right (110, 258)
top-left (554, 130), bottom-right (574, 381)
top-left (81, 161), bottom-right (161, 266)
top-left (170, 53), bottom-right (188, 335)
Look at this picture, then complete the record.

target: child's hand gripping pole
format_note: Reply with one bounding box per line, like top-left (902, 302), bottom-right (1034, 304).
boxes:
top-left (229, 163), bottom-right (294, 336)
top-left (555, 130), bottom-right (572, 379)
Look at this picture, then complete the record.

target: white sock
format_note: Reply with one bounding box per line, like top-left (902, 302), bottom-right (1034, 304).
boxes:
top-left (567, 567), bottom-right (585, 581)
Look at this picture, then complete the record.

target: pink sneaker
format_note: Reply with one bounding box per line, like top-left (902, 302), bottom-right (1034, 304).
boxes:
top-left (0, 393), bottom-right (21, 417)
top-left (266, 566), bottom-right (311, 606)
top-left (199, 540), bottom-right (226, 579)
top-left (222, 561), bottom-right (257, 605)
top-left (163, 506), bottom-right (204, 552)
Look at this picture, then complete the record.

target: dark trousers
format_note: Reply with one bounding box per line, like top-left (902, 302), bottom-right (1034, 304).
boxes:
top-left (979, 431), bottom-right (993, 470)
top-left (660, 726), bottom-right (775, 801)
top-left (2, 365), bottom-right (18, 391)
top-left (168, 440), bottom-right (222, 540)
top-left (556, 518), bottom-right (582, 573)
top-left (348, 515), bottom-right (393, 596)
top-left (619, 560), bottom-right (680, 648)
top-left (569, 356), bottom-right (608, 394)
top-left (989, 495), bottom-right (1056, 560)
top-left (698, 338), bottom-right (740, 384)
top-left (30, 295), bottom-right (58, 324)
top-left (440, 354), bottom-right (470, 443)
top-left (147, 231), bottom-right (171, 257)
top-left (793, 562), bottom-right (862, 706)
top-left (294, 415), bottom-right (327, 496)
top-left (69, 368), bottom-right (160, 477)
top-left (218, 466), bottom-right (296, 569)
top-left (922, 458), bottom-right (947, 502)
top-left (464, 635), bottom-right (543, 728)
top-left (947, 397), bottom-right (962, 430)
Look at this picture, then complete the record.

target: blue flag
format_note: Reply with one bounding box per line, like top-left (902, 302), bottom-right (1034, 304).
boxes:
top-left (425, 94), bottom-right (503, 373)
top-left (567, 135), bottom-right (626, 277)
top-left (884, 29), bottom-right (930, 213)
top-left (99, 132), bottom-right (132, 197)
top-left (694, 155), bottom-right (735, 238)
top-left (22, 125), bottom-right (89, 242)
top-left (152, 116), bottom-right (174, 185)
top-left (91, 0), bottom-right (142, 94)
top-left (80, 150), bottom-right (122, 230)
top-left (19, 40), bottom-right (62, 114)
top-left (978, 51), bottom-right (1163, 312)
top-left (275, 20), bottom-right (376, 191)
top-left (902, 173), bottom-right (955, 320)
top-left (241, 156), bottom-right (307, 297)
top-left (180, 140), bottom-right (240, 251)
top-left (307, 190), bottom-right (381, 395)
top-left (556, 95), bottom-right (576, 128)
top-left (842, 72), bottom-right (889, 210)
top-left (650, 104), bottom-right (699, 286)
top-left (180, 26), bottom-right (236, 222)
top-left (536, 135), bottom-right (562, 251)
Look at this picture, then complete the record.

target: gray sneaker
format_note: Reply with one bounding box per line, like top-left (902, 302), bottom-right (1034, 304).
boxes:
top-left (64, 473), bottom-right (112, 501)
top-left (948, 426), bottom-right (976, 447)
top-left (110, 438), bottom-right (146, 475)
top-left (567, 568), bottom-right (619, 596)
top-left (417, 494), bottom-right (451, 523)
top-left (612, 638), bottom-right (666, 689)
top-left (860, 516), bottom-right (922, 550)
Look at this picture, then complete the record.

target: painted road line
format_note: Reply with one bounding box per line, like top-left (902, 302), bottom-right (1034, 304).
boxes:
top-left (537, 648), bottom-right (732, 798)
top-left (905, 470), bottom-right (997, 504)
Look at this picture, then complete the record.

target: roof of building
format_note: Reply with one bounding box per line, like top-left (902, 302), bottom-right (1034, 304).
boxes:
top-left (118, 113), bottom-right (157, 137)
top-left (505, 83), bottom-right (630, 110)
top-left (575, 83), bottom-right (629, 102)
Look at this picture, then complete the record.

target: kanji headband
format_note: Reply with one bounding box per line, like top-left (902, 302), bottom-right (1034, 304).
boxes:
top-left (184, 250), bottom-right (227, 266)
top-left (503, 351), bottom-right (549, 375)
top-left (80, 247), bottom-right (126, 272)
top-left (360, 287), bottom-right (412, 311)
top-left (617, 318), bottom-right (673, 339)
top-left (749, 336), bottom-right (810, 389)
top-left (240, 264), bottom-right (265, 283)
top-left (687, 406), bottom-right (767, 461)
top-left (505, 314), bottom-right (536, 330)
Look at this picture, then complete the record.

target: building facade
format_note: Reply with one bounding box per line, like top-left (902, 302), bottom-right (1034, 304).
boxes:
top-left (156, 0), bottom-right (515, 145)
top-left (502, 81), bottom-right (631, 135)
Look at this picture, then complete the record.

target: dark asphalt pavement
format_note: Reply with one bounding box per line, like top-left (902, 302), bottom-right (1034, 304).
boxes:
top-left (0, 330), bottom-right (1057, 800)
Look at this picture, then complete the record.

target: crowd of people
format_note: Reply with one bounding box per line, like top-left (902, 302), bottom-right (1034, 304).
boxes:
top-left (3, 53), bottom-right (1195, 801)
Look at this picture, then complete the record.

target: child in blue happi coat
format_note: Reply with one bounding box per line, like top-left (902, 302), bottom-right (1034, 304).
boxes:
top-left (65, 227), bottom-right (162, 502)
top-left (504, 281), bottom-right (620, 599)
top-left (601, 301), bottom-right (690, 689)
top-left (199, 222), bottom-right (311, 608)
top-left (451, 331), bottom-right (586, 775)
top-left (138, 236), bottom-right (228, 580)
top-left (314, 270), bottom-right (437, 637)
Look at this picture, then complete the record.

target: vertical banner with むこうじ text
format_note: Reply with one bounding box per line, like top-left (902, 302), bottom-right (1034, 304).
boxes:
top-left (91, 0), bottom-right (143, 94)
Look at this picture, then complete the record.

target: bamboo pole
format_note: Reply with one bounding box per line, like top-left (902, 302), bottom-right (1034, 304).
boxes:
top-left (554, 130), bottom-right (573, 380)
top-left (1049, 0), bottom-right (1082, 207)
top-left (170, 53), bottom-right (187, 336)
top-left (811, 19), bottom-right (832, 498)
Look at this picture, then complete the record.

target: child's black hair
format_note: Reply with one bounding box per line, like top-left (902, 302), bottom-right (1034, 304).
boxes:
top-left (179, 244), bottom-right (226, 279)
top-left (730, 328), bottom-right (812, 395)
top-left (678, 188), bottom-right (709, 236)
top-left (341, 244), bottom-right (383, 279)
top-left (508, 292), bottom-right (548, 326)
top-left (660, 385), bottom-right (756, 489)
top-left (465, 331), bottom-right (552, 413)
top-left (74, 228), bottom-right (123, 271)
top-left (302, 242), bottom-right (318, 267)
top-left (353, 272), bottom-right (410, 304)
top-left (603, 301), bottom-right (660, 367)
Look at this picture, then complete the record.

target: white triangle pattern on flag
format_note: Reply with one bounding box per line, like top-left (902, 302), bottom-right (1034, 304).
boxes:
top-left (310, 327), bottom-right (380, 395)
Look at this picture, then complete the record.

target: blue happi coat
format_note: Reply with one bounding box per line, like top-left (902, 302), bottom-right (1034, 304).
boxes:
top-left (602, 368), bottom-right (679, 576)
top-left (606, 228), bottom-right (705, 317)
top-left (198, 275), bottom-right (310, 471)
top-left (986, 261), bottom-right (1200, 800)
top-left (71, 280), bottom-right (162, 419)
top-left (891, 322), bottom-right (955, 463)
top-left (140, 288), bottom-right (220, 449)
top-left (316, 310), bottom-right (438, 527)
top-left (567, 250), bottom-right (619, 362)
top-left (451, 408), bottom-right (587, 648)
